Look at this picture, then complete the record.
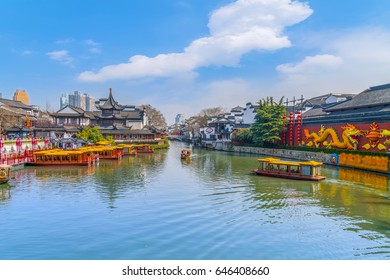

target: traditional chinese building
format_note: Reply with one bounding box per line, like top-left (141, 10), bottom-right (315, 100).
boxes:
top-left (92, 88), bottom-right (146, 129)
top-left (50, 88), bottom-right (161, 142)
top-left (299, 83), bottom-right (390, 152)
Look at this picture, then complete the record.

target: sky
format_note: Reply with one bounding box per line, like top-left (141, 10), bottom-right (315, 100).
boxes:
top-left (2, 0), bottom-right (390, 124)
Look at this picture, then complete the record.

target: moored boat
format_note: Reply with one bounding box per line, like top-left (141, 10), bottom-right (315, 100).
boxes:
top-left (0, 164), bottom-right (12, 184)
top-left (253, 157), bottom-right (326, 181)
top-left (180, 149), bottom-right (191, 159)
top-left (26, 150), bottom-right (95, 166)
top-left (131, 144), bottom-right (154, 153)
top-left (117, 144), bottom-right (137, 156)
top-left (87, 146), bottom-right (123, 160)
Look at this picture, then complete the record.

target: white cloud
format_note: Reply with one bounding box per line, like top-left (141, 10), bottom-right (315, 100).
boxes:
top-left (55, 38), bottom-right (75, 44)
top-left (78, 0), bottom-right (312, 82)
top-left (89, 47), bottom-right (101, 54)
top-left (271, 27), bottom-right (390, 99)
top-left (84, 39), bottom-right (99, 46)
top-left (22, 50), bottom-right (33, 56)
top-left (46, 50), bottom-right (74, 65)
top-left (276, 54), bottom-right (343, 74)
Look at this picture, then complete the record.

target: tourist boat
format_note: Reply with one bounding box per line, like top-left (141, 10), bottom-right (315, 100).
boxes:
top-left (26, 150), bottom-right (96, 166)
top-left (180, 149), bottom-right (191, 159)
top-left (95, 140), bottom-right (113, 146)
top-left (253, 157), bottom-right (326, 181)
top-left (0, 164), bottom-right (12, 184)
top-left (87, 146), bottom-right (123, 160)
top-left (131, 144), bottom-right (154, 153)
top-left (117, 144), bottom-right (137, 156)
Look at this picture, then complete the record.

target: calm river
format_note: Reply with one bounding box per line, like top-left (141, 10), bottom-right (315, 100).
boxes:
top-left (0, 141), bottom-right (389, 260)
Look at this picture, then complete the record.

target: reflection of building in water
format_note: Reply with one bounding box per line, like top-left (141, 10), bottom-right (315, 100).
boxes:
top-left (1, 186), bottom-right (11, 201)
top-left (339, 168), bottom-right (389, 191)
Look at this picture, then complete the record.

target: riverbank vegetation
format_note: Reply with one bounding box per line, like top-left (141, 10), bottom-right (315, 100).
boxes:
top-left (233, 97), bottom-right (286, 146)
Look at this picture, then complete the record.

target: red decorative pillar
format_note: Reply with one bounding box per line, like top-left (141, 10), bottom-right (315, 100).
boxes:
top-left (32, 137), bottom-right (38, 150)
top-left (296, 112), bottom-right (302, 145)
top-left (44, 137), bottom-right (50, 149)
top-left (282, 115), bottom-right (287, 145)
top-left (0, 138), bottom-right (3, 159)
top-left (289, 112), bottom-right (294, 146)
top-left (16, 137), bottom-right (22, 153)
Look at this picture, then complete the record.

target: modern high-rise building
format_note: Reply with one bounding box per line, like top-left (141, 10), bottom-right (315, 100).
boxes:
top-left (85, 94), bottom-right (95, 111)
top-left (60, 94), bottom-right (69, 109)
top-left (60, 91), bottom-right (95, 111)
top-left (175, 114), bottom-right (184, 124)
top-left (13, 89), bottom-right (29, 105)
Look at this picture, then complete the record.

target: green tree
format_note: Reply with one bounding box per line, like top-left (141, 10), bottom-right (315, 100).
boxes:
top-left (76, 127), bottom-right (105, 143)
top-left (232, 128), bottom-right (253, 144)
top-left (251, 97), bottom-right (286, 146)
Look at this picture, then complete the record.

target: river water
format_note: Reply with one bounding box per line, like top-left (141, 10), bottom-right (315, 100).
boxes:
top-left (0, 142), bottom-right (389, 260)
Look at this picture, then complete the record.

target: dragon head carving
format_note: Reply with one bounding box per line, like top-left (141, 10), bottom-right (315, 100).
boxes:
top-left (342, 124), bottom-right (361, 145)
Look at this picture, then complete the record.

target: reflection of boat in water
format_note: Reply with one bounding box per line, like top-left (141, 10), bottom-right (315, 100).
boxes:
top-left (180, 149), bottom-right (191, 159)
top-left (0, 164), bottom-right (12, 184)
top-left (253, 157), bottom-right (326, 181)
top-left (1, 185), bottom-right (12, 201)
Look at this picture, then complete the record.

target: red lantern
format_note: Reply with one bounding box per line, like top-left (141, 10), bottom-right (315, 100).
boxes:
top-left (32, 137), bottom-right (38, 150)
top-left (296, 111), bottom-right (302, 143)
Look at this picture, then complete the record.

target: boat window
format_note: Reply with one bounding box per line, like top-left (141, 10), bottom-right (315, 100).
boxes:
top-left (279, 165), bottom-right (287, 173)
top-left (258, 162), bottom-right (264, 170)
top-left (270, 164), bottom-right (278, 171)
top-left (301, 165), bottom-right (311, 176)
top-left (290, 166), bottom-right (299, 173)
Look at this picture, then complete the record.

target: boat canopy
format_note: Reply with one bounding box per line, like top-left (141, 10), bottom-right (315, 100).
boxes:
top-left (257, 157), bottom-right (323, 167)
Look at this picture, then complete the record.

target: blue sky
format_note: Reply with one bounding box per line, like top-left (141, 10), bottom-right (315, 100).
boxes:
top-left (1, 0), bottom-right (390, 124)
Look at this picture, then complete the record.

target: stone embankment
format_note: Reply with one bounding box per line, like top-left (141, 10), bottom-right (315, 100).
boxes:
top-left (212, 141), bottom-right (332, 164)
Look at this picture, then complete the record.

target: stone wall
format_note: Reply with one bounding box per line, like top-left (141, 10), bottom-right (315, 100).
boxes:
top-left (211, 141), bottom-right (332, 164)
top-left (232, 145), bottom-right (332, 164)
top-left (211, 141), bottom-right (390, 174)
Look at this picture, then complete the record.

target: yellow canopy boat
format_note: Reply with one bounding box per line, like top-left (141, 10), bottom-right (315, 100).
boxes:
top-left (253, 157), bottom-right (326, 181)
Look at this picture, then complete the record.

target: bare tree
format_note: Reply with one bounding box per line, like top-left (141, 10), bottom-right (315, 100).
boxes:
top-left (45, 99), bottom-right (55, 113)
top-left (142, 104), bottom-right (167, 131)
top-left (0, 107), bottom-right (24, 134)
top-left (200, 106), bottom-right (227, 117)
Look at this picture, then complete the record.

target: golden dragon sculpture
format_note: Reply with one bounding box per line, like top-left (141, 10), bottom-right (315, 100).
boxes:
top-left (304, 124), bottom-right (361, 150)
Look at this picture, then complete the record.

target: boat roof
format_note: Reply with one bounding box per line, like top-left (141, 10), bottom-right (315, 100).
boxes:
top-left (0, 164), bottom-right (12, 169)
top-left (96, 141), bottom-right (112, 146)
top-left (257, 157), bottom-right (323, 166)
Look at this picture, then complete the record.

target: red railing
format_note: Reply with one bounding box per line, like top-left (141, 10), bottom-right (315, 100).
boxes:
top-left (0, 150), bottom-right (34, 165)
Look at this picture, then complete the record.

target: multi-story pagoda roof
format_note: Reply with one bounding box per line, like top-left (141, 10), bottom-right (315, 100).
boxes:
top-left (97, 88), bottom-right (124, 111)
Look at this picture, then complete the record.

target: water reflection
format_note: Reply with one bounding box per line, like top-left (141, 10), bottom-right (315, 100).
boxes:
top-left (92, 152), bottom-right (168, 205)
top-left (1, 142), bottom-right (390, 259)
top-left (0, 184), bottom-right (12, 202)
top-left (337, 167), bottom-right (389, 191)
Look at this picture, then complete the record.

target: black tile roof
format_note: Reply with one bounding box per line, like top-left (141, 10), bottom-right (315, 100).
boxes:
top-left (0, 98), bottom-right (30, 110)
top-left (326, 83), bottom-right (390, 112)
top-left (98, 89), bottom-right (124, 110)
